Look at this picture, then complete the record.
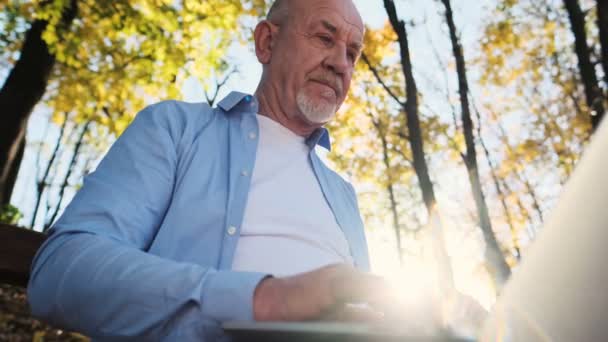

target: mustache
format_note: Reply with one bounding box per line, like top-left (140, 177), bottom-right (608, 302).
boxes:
top-left (310, 74), bottom-right (343, 94)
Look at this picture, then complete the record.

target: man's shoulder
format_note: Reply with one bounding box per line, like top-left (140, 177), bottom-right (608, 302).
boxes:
top-left (138, 92), bottom-right (257, 125)
top-left (134, 100), bottom-right (229, 134)
top-left (143, 100), bottom-right (216, 121)
top-left (120, 100), bottom-right (231, 151)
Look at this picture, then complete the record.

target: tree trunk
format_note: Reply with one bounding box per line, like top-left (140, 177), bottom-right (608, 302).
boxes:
top-left (2, 139), bottom-right (25, 207)
top-left (441, 0), bottom-right (511, 288)
top-left (597, 0), bottom-right (608, 88)
top-left (0, 0), bottom-right (77, 207)
top-left (470, 98), bottom-right (522, 261)
top-left (563, 0), bottom-right (605, 131)
top-left (481, 140), bottom-right (522, 261)
top-left (46, 120), bottom-right (91, 230)
top-left (370, 115), bottom-right (403, 263)
top-left (383, 0), bottom-right (455, 293)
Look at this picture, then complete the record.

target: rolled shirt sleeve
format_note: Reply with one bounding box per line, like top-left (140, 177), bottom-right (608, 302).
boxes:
top-left (27, 102), bottom-right (267, 340)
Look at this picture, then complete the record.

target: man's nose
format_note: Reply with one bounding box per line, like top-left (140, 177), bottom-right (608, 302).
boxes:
top-left (324, 43), bottom-right (350, 76)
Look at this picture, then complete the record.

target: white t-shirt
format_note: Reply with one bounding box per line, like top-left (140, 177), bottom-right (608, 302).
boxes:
top-left (231, 114), bottom-right (354, 277)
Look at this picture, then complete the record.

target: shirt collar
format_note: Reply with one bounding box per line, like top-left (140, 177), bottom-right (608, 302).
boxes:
top-left (218, 91), bottom-right (258, 113)
top-left (306, 128), bottom-right (331, 151)
top-left (217, 92), bottom-right (332, 151)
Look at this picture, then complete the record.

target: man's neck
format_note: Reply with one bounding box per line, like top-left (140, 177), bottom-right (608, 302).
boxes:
top-left (254, 83), bottom-right (319, 137)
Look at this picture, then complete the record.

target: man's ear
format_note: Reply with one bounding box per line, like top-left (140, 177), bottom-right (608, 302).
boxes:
top-left (254, 20), bottom-right (275, 64)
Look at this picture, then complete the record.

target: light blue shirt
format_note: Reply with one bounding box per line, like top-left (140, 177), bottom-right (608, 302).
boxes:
top-left (27, 92), bottom-right (370, 341)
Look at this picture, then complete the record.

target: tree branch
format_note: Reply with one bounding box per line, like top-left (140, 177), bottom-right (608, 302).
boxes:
top-left (31, 112), bottom-right (69, 229)
top-left (361, 53), bottom-right (406, 107)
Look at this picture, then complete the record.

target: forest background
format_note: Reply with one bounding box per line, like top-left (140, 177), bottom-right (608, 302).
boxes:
top-left (0, 0), bottom-right (606, 339)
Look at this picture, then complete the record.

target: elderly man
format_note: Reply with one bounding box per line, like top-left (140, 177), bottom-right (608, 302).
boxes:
top-left (28, 0), bottom-right (391, 340)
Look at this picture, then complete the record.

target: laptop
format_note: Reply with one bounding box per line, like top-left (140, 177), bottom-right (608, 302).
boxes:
top-left (478, 118), bottom-right (608, 340)
top-left (224, 119), bottom-right (608, 341)
top-left (223, 321), bottom-right (472, 341)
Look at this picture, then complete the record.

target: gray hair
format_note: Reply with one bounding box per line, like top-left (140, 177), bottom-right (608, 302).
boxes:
top-left (267, 0), bottom-right (289, 23)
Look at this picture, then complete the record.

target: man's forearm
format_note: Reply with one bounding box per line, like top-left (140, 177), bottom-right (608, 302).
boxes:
top-left (28, 232), bottom-right (267, 340)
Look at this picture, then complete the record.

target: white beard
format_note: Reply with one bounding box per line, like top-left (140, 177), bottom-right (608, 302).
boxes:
top-left (296, 89), bottom-right (337, 124)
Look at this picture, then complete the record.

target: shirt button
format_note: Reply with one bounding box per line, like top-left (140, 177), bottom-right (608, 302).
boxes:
top-left (241, 170), bottom-right (249, 177)
top-left (227, 226), bottom-right (237, 235)
top-left (249, 132), bottom-right (257, 140)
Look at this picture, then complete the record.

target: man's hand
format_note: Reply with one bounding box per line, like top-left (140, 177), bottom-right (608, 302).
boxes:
top-left (253, 264), bottom-right (388, 321)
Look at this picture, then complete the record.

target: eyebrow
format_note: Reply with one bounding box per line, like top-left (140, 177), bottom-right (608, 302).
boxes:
top-left (349, 42), bottom-right (362, 52)
top-left (321, 20), bottom-right (337, 33)
top-left (320, 20), bottom-right (363, 51)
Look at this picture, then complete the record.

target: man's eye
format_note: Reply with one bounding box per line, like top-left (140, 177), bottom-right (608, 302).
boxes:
top-left (316, 35), bottom-right (334, 46)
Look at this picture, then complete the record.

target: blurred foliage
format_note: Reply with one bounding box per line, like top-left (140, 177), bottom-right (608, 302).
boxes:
top-left (477, 0), bottom-right (594, 179)
top-left (0, 0), bottom-right (271, 229)
top-left (0, 204), bottom-right (22, 225)
top-left (329, 0), bottom-right (604, 290)
top-left (0, 0), bottom-right (269, 136)
top-left (472, 0), bottom-right (599, 240)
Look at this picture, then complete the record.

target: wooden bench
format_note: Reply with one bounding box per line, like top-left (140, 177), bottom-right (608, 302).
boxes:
top-left (0, 223), bottom-right (46, 287)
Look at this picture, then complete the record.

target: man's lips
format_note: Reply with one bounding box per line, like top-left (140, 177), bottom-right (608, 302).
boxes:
top-left (311, 79), bottom-right (341, 97)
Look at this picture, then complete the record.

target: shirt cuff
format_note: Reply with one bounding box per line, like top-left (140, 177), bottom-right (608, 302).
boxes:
top-left (201, 270), bottom-right (270, 322)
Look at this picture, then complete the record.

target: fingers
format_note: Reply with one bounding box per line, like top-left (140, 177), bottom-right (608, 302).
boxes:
top-left (254, 263), bottom-right (399, 322)
top-left (312, 264), bottom-right (398, 317)
top-left (261, 264), bottom-right (352, 321)
top-left (319, 303), bottom-right (385, 322)
top-left (328, 267), bottom-right (391, 305)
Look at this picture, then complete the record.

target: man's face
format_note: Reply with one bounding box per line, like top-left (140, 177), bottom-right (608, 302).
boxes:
top-left (268, 0), bottom-right (364, 125)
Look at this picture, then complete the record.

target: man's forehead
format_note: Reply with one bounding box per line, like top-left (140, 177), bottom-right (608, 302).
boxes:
top-left (298, 7), bottom-right (364, 42)
top-left (291, 0), bottom-right (363, 23)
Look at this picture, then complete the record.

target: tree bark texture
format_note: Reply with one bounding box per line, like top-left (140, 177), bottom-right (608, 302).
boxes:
top-left (563, 0), bottom-right (605, 131)
top-left (0, 0), bottom-right (77, 207)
